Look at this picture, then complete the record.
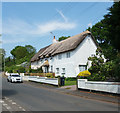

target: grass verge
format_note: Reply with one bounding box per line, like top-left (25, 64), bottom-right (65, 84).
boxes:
top-left (65, 80), bottom-right (76, 86)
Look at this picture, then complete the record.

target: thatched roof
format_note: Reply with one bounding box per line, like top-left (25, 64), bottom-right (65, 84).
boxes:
top-left (31, 31), bottom-right (97, 62)
top-left (31, 45), bottom-right (50, 62)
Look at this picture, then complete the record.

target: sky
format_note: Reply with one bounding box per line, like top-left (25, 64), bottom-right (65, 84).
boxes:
top-left (2, 2), bottom-right (113, 57)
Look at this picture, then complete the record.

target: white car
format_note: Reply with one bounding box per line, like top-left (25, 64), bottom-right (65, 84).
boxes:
top-left (7, 74), bottom-right (23, 83)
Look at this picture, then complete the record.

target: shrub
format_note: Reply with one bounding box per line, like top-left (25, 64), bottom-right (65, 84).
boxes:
top-left (46, 73), bottom-right (54, 78)
top-left (77, 70), bottom-right (91, 77)
top-left (30, 67), bottom-right (43, 73)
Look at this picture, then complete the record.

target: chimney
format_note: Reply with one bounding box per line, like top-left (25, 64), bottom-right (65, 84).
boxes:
top-left (52, 36), bottom-right (58, 44)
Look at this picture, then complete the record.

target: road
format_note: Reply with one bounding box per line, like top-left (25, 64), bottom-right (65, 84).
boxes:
top-left (2, 76), bottom-right (119, 111)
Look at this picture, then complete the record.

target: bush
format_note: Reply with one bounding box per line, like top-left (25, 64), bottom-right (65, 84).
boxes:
top-left (5, 65), bottom-right (25, 73)
top-left (46, 73), bottom-right (54, 78)
top-left (77, 70), bottom-right (91, 77)
top-left (30, 67), bottom-right (43, 73)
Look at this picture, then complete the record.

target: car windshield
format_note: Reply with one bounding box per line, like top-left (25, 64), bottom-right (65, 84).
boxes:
top-left (11, 75), bottom-right (20, 77)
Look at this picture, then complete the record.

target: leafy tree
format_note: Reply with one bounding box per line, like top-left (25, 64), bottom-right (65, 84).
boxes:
top-left (11, 46), bottom-right (28, 59)
top-left (0, 48), bottom-right (5, 71)
top-left (58, 36), bottom-right (70, 41)
top-left (87, 2), bottom-right (120, 81)
top-left (104, 2), bottom-right (120, 51)
top-left (25, 45), bottom-right (36, 58)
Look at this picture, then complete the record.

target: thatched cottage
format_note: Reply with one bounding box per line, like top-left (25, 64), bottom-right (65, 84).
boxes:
top-left (31, 30), bottom-right (98, 77)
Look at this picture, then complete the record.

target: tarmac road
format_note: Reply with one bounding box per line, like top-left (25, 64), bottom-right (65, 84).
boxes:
top-left (2, 76), bottom-right (119, 111)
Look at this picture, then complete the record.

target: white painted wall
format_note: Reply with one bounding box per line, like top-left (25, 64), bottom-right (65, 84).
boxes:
top-left (31, 35), bottom-right (97, 77)
top-left (77, 79), bottom-right (120, 94)
top-left (28, 76), bottom-right (58, 86)
top-left (49, 35), bottom-right (97, 77)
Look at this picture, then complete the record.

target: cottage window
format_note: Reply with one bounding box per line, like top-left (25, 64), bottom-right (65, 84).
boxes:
top-left (61, 68), bottom-right (65, 75)
top-left (58, 54), bottom-right (62, 59)
top-left (66, 52), bottom-right (70, 58)
top-left (51, 66), bottom-right (53, 72)
top-left (56, 68), bottom-right (59, 74)
top-left (79, 65), bottom-right (87, 72)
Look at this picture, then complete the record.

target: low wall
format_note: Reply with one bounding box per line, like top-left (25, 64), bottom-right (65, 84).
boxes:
top-left (77, 79), bottom-right (120, 94)
top-left (28, 76), bottom-right (58, 86)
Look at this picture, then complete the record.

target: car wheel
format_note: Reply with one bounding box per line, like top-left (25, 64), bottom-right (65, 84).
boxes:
top-left (11, 79), bottom-right (13, 83)
top-left (7, 79), bottom-right (9, 82)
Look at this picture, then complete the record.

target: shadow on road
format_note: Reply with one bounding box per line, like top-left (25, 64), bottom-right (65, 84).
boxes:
top-left (2, 89), bottom-right (17, 97)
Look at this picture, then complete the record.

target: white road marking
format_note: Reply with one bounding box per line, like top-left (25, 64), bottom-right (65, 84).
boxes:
top-left (6, 106), bottom-right (11, 110)
top-left (0, 100), bottom-right (4, 103)
top-left (3, 97), bottom-right (26, 111)
top-left (4, 97), bottom-right (9, 100)
top-left (22, 109), bottom-right (26, 111)
top-left (12, 102), bottom-right (16, 105)
top-left (3, 103), bottom-right (8, 106)
top-left (8, 100), bottom-right (12, 102)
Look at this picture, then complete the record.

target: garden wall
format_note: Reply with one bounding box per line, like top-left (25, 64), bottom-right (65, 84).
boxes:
top-left (77, 79), bottom-right (120, 94)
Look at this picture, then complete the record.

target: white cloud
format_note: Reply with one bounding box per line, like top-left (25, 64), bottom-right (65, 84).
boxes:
top-left (3, 18), bottom-right (76, 36)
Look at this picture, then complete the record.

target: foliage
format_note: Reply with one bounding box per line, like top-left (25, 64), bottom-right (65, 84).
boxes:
top-left (87, 49), bottom-right (119, 81)
top-left (5, 45), bottom-right (36, 73)
top-left (29, 67), bottom-right (43, 73)
top-left (45, 73), bottom-right (54, 78)
top-left (5, 65), bottom-right (25, 73)
top-left (103, 2), bottom-right (120, 51)
top-left (87, 2), bottom-right (120, 81)
top-left (77, 70), bottom-right (91, 77)
top-left (0, 48), bottom-right (6, 71)
top-left (58, 36), bottom-right (70, 41)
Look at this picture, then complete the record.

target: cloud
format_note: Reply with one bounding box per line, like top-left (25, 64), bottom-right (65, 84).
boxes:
top-left (56, 9), bottom-right (68, 22)
top-left (3, 18), bottom-right (76, 36)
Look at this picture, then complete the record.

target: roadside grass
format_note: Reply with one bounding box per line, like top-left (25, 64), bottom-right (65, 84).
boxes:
top-left (65, 80), bottom-right (76, 86)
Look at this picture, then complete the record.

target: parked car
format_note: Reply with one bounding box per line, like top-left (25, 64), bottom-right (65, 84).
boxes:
top-left (7, 74), bottom-right (23, 83)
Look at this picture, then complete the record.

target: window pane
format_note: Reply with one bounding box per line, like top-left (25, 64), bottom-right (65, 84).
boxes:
top-left (79, 65), bottom-right (86, 72)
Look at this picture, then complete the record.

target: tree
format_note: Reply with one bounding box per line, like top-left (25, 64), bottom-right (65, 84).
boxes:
top-left (87, 2), bottom-right (120, 81)
top-left (104, 2), bottom-right (120, 51)
top-left (11, 46), bottom-right (28, 59)
top-left (58, 36), bottom-right (70, 41)
top-left (0, 48), bottom-right (5, 71)
top-left (25, 45), bottom-right (36, 58)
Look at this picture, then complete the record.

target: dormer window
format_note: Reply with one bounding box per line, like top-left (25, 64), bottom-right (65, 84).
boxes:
top-left (66, 52), bottom-right (70, 58)
top-left (58, 54), bottom-right (62, 60)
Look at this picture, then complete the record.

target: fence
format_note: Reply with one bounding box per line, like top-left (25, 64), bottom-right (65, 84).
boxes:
top-left (77, 79), bottom-right (120, 94)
